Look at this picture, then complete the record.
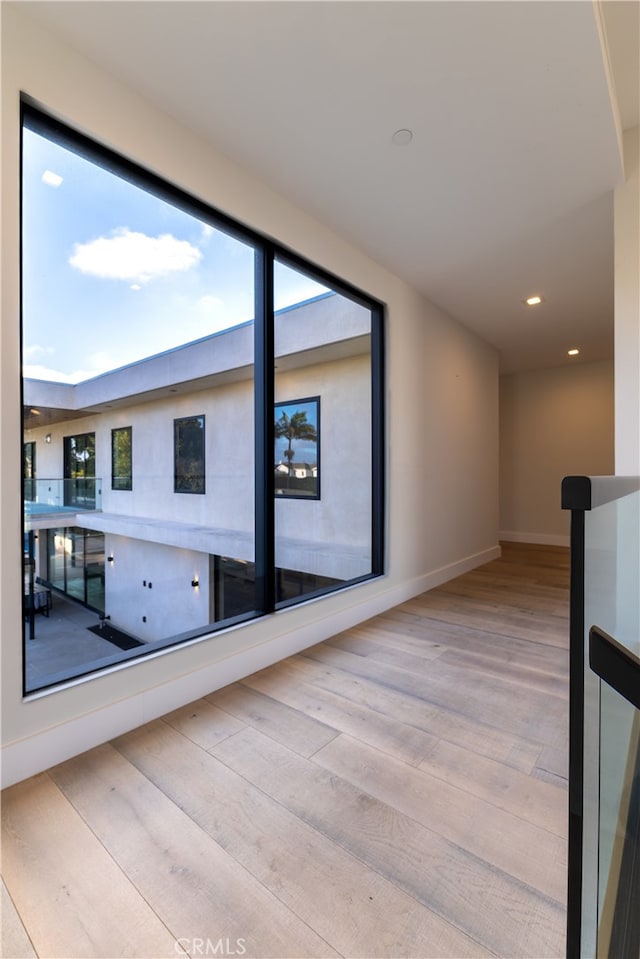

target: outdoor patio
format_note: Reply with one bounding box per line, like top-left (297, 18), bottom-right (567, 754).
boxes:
top-left (24, 593), bottom-right (127, 690)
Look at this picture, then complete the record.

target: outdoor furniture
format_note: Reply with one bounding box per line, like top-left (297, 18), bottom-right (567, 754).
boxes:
top-left (24, 583), bottom-right (52, 617)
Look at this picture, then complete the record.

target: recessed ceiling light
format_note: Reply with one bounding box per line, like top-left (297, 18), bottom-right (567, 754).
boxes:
top-left (524, 295), bottom-right (545, 306)
top-left (392, 129), bottom-right (413, 147)
top-left (568, 349), bottom-right (580, 356)
top-left (29, 408), bottom-right (40, 415)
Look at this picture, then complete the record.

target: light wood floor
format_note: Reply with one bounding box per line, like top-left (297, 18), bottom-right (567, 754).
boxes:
top-left (1, 542), bottom-right (569, 959)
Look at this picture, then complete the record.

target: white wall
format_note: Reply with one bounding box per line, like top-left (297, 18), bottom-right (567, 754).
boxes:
top-left (105, 536), bottom-right (209, 642)
top-left (614, 126), bottom-right (640, 475)
top-left (0, 6), bottom-right (500, 786)
top-left (499, 361), bottom-right (615, 545)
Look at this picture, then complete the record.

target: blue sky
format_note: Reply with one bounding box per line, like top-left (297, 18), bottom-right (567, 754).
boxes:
top-left (23, 127), bottom-right (328, 384)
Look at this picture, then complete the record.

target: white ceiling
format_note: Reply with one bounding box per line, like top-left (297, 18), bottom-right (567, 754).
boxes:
top-left (16, 1), bottom-right (640, 372)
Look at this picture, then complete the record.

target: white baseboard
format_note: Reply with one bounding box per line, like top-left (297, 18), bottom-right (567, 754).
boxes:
top-left (0, 543), bottom-right (500, 788)
top-left (499, 530), bottom-right (570, 548)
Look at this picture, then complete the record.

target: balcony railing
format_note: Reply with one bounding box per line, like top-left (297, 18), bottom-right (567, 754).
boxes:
top-left (24, 477), bottom-right (102, 513)
top-left (562, 475), bottom-right (640, 958)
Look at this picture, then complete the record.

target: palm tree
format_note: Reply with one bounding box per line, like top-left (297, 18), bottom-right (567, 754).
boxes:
top-left (274, 409), bottom-right (317, 487)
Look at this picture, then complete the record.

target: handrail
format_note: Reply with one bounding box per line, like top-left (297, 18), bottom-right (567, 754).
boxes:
top-left (590, 626), bottom-right (640, 711)
top-left (562, 475), bottom-right (640, 512)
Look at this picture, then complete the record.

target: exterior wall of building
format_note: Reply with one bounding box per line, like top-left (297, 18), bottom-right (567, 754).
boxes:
top-left (105, 535), bottom-right (209, 642)
top-left (1, 6), bottom-right (500, 786)
top-left (23, 337), bottom-right (374, 640)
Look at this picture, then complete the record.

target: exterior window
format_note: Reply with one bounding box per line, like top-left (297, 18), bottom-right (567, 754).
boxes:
top-left (21, 102), bottom-right (383, 694)
top-left (46, 527), bottom-right (105, 613)
top-left (274, 397), bottom-right (320, 499)
top-left (112, 427), bottom-right (132, 490)
top-left (174, 416), bottom-right (205, 493)
top-left (63, 433), bottom-right (96, 508)
top-left (23, 441), bottom-right (36, 502)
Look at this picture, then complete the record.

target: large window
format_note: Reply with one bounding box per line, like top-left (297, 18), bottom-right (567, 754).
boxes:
top-left (21, 101), bottom-right (383, 693)
top-left (112, 427), bottom-right (132, 491)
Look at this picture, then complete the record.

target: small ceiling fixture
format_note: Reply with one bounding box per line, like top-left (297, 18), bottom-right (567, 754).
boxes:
top-left (524, 295), bottom-right (545, 307)
top-left (29, 408), bottom-right (40, 415)
top-left (568, 348), bottom-right (580, 356)
top-left (392, 129), bottom-right (413, 147)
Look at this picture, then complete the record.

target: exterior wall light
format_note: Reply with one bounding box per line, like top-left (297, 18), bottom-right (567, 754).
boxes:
top-left (45, 433), bottom-right (52, 443)
top-left (107, 554), bottom-right (114, 563)
top-left (191, 577), bottom-right (199, 588)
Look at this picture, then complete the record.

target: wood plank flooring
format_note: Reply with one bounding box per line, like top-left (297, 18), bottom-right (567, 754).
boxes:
top-left (1, 542), bottom-right (569, 958)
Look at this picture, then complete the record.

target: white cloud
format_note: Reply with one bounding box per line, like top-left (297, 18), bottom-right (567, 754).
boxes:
top-left (23, 344), bottom-right (55, 360)
top-left (196, 294), bottom-right (224, 313)
top-left (24, 352), bottom-right (114, 385)
top-left (23, 363), bottom-right (93, 384)
top-left (69, 228), bottom-right (202, 283)
top-left (88, 352), bottom-right (113, 373)
top-left (42, 170), bottom-right (63, 188)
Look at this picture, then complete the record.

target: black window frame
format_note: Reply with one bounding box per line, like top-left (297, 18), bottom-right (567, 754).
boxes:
top-left (20, 98), bottom-right (385, 693)
top-left (111, 426), bottom-right (133, 491)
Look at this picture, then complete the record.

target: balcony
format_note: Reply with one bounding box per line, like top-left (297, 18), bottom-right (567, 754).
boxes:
top-left (24, 477), bottom-right (102, 525)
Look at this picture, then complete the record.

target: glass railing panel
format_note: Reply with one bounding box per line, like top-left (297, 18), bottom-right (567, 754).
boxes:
top-left (597, 681), bottom-right (639, 957)
top-left (24, 477), bottom-right (103, 512)
top-left (582, 487), bottom-right (640, 958)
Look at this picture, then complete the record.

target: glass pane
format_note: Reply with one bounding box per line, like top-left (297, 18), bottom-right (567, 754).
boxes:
top-left (213, 556), bottom-right (256, 622)
top-left (583, 488), bottom-right (640, 956)
top-left (273, 259), bottom-right (373, 605)
top-left (22, 118), bottom-right (256, 691)
top-left (47, 529), bottom-right (66, 592)
top-left (112, 427), bottom-right (132, 491)
top-left (23, 442), bottom-right (36, 501)
top-left (64, 433), bottom-right (96, 507)
top-left (65, 529), bottom-right (85, 602)
top-left (85, 531), bottom-right (105, 613)
top-left (597, 683), bottom-right (640, 955)
top-left (174, 416), bottom-right (206, 493)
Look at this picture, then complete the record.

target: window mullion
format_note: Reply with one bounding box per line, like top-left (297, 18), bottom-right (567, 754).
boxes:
top-left (254, 245), bottom-right (275, 613)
